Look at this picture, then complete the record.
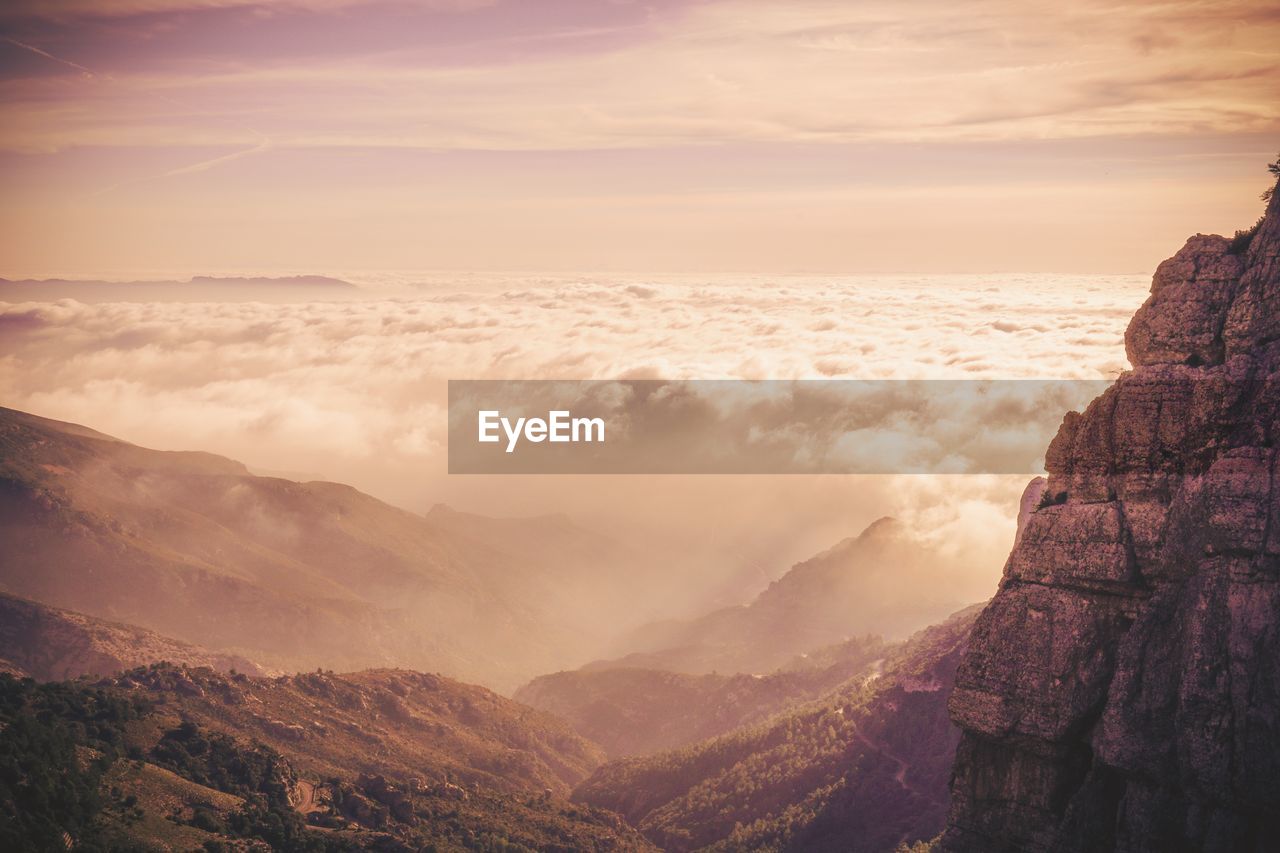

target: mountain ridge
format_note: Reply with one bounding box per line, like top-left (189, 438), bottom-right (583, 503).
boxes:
top-left (0, 592), bottom-right (267, 681)
top-left (0, 274), bottom-right (359, 303)
top-left (590, 516), bottom-right (974, 677)
top-left (514, 633), bottom-right (890, 759)
top-left (0, 662), bottom-right (654, 850)
top-left (0, 405), bottom-right (659, 691)
top-left (574, 605), bottom-right (982, 852)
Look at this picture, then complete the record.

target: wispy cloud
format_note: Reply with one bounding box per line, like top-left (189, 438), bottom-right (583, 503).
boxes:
top-left (0, 0), bottom-right (496, 22)
top-left (3, 35), bottom-right (95, 75)
top-left (1, 0), bottom-right (1276, 154)
top-left (2, 34), bottom-right (275, 190)
top-left (160, 134), bottom-right (271, 176)
top-left (0, 0), bottom-right (1274, 272)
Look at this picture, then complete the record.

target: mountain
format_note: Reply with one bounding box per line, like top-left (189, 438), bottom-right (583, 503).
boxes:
top-left (0, 664), bottom-right (651, 850)
top-left (115, 664), bottom-right (606, 797)
top-left (942, 182), bottom-right (1280, 851)
top-left (0, 406), bottom-right (655, 691)
top-left (0, 274), bottom-right (359, 303)
top-left (0, 592), bottom-right (266, 681)
top-left (574, 605), bottom-right (981, 852)
top-left (595, 518), bottom-right (972, 676)
top-left (514, 634), bottom-right (889, 758)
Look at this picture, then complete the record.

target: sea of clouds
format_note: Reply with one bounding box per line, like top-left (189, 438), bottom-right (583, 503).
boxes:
top-left (0, 272), bottom-right (1150, 604)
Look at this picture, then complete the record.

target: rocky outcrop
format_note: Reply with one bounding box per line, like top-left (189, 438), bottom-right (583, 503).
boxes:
top-left (1014, 476), bottom-right (1047, 545)
top-left (942, 182), bottom-right (1280, 852)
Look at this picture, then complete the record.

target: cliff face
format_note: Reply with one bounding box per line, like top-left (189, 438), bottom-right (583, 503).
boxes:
top-left (943, 186), bottom-right (1280, 852)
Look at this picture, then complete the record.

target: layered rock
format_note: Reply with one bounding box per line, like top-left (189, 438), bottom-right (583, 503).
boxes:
top-left (942, 183), bottom-right (1280, 852)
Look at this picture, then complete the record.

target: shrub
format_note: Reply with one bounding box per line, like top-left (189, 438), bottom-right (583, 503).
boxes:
top-left (1036, 490), bottom-right (1068, 510)
top-left (1228, 217), bottom-right (1264, 255)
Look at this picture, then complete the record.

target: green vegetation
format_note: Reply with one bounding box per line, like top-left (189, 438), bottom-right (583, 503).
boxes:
top-left (894, 837), bottom-right (940, 853)
top-left (1231, 152), bottom-right (1279, 254)
top-left (574, 608), bottom-right (980, 852)
top-left (149, 720), bottom-right (344, 851)
top-left (0, 673), bottom-right (347, 851)
top-left (516, 635), bottom-right (889, 758)
top-left (152, 720), bottom-right (290, 804)
top-left (0, 666), bottom-right (652, 851)
top-left (1228, 217), bottom-right (1264, 255)
top-left (1262, 151), bottom-right (1279, 202)
top-left (1037, 490), bottom-right (1069, 510)
top-left (0, 677), bottom-right (142, 850)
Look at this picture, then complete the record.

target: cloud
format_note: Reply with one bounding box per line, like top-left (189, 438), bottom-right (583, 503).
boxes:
top-left (0, 0), bottom-right (1276, 155)
top-left (2, 36), bottom-right (95, 75)
top-left (0, 272), bottom-right (1143, 591)
top-left (0, 0), bottom-right (496, 22)
top-left (160, 135), bottom-right (272, 176)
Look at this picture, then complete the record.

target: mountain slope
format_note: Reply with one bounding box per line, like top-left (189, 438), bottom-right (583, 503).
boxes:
top-left (0, 665), bottom-right (652, 851)
top-left (0, 592), bottom-right (266, 681)
top-left (597, 518), bottom-right (971, 676)
top-left (575, 606), bottom-right (981, 852)
top-left (515, 634), bottom-right (888, 758)
top-left (942, 182), bottom-right (1280, 851)
top-left (114, 663), bottom-right (607, 797)
top-left (0, 406), bottom-right (652, 690)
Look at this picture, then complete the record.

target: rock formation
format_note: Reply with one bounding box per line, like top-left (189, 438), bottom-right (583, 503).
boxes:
top-left (1014, 476), bottom-right (1047, 545)
top-left (942, 182), bottom-right (1280, 852)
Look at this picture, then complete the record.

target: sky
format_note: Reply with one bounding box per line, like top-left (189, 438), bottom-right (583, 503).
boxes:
top-left (1, 0), bottom-right (1278, 275)
top-left (3, 0), bottom-right (1274, 610)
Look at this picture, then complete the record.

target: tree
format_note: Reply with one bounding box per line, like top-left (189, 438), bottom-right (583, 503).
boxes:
top-left (1264, 151), bottom-right (1280, 203)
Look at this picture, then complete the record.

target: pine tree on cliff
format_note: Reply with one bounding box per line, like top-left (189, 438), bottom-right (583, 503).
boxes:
top-left (1263, 151), bottom-right (1279, 202)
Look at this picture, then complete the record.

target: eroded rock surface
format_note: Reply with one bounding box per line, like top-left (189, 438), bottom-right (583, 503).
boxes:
top-left (942, 185), bottom-right (1280, 852)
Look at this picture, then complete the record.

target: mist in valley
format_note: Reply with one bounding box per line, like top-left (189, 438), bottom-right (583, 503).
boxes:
top-left (0, 271), bottom-right (1147, 687)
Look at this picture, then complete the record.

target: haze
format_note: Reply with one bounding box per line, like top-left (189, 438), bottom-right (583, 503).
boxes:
top-left (0, 272), bottom-right (1149, 604)
top-left (1, 0), bottom-right (1277, 622)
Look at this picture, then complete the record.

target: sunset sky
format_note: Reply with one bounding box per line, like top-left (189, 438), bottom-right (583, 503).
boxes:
top-left (1, 0), bottom-right (1278, 274)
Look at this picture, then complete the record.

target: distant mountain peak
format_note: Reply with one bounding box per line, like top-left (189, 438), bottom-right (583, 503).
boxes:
top-left (0, 274), bottom-right (361, 303)
top-left (858, 515), bottom-right (904, 540)
top-left (187, 274), bottom-right (357, 288)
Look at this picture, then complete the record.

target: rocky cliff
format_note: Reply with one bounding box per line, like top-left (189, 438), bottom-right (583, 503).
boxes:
top-left (942, 184), bottom-right (1280, 852)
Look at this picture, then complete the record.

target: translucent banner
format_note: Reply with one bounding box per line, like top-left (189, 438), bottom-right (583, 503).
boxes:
top-left (447, 379), bottom-right (1123, 474)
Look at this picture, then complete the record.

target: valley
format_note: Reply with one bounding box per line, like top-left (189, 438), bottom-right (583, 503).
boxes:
top-left (0, 406), bottom-right (689, 692)
top-left (0, 410), bottom-right (985, 850)
top-left (3, 172), bottom-right (1277, 851)
top-left (3, 1), bottom-right (1276, 847)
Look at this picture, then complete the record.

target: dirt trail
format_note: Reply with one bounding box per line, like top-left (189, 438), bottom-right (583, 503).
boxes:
top-left (294, 779), bottom-right (322, 815)
top-left (851, 725), bottom-right (916, 795)
top-left (850, 724), bottom-right (933, 848)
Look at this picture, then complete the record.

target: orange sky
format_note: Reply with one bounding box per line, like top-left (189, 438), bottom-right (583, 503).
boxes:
top-left (1, 0), bottom-right (1277, 274)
